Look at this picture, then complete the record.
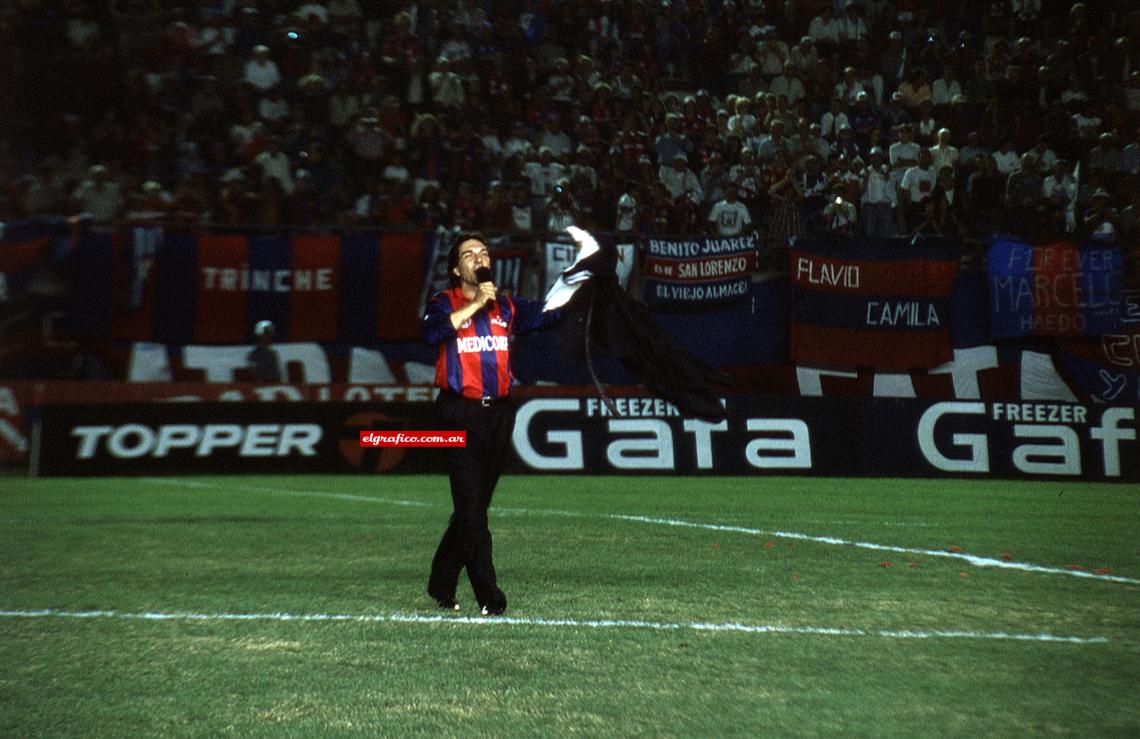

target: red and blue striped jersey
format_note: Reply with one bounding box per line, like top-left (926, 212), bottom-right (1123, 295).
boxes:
top-left (423, 287), bottom-right (558, 400)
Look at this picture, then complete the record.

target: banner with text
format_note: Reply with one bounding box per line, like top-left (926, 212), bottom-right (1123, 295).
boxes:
top-left (69, 228), bottom-right (436, 343)
top-left (987, 237), bottom-right (1123, 337)
top-left (33, 396), bottom-right (1140, 481)
top-left (788, 235), bottom-right (960, 369)
top-left (642, 233), bottom-right (757, 305)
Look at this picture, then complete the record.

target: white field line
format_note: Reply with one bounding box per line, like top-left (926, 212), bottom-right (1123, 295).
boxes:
top-left (145, 479), bottom-right (1140, 586)
top-left (0, 608), bottom-right (1110, 645)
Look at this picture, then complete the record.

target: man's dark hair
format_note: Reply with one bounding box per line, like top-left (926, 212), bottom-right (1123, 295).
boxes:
top-left (447, 230), bottom-right (487, 286)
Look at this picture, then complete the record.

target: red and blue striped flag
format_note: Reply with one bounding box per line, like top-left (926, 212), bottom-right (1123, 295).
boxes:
top-left (788, 235), bottom-right (960, 369)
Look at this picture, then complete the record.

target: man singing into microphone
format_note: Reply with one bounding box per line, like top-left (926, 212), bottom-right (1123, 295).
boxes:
top-left (422, 231), bottom-right (560, 615)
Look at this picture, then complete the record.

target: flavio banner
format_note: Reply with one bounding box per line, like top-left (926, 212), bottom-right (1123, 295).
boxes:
top-left (788, 235), bottom-right (960, 369)
top-left (69, 228), bottom-right (436, 343)
top-left (987, 237), bottom-right (1122, 337)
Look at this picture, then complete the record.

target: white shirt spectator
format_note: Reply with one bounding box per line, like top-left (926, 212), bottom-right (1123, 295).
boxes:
top-left (820, 110), bottom-right (850, 140)
top-left (382, 163), bottom-right (410, 184)
top-left (243, 54), bottom-right (281, 92)
top-left (296, 3), bottom-right (330, 23)
top-left (900, 165), bottom-right (937, 204)
top-left (659, 162), bottom-right (703, 200)
top-left (615, 193), bottom-right (638, 232)
top-left (539, 128), bottom-right (573, 158)
top-left (72, 176), bottom-right (123, 223)
top-left (255, 149), bottom-right (294, 194)
top-left (807, 14), bottom-right (841, 44)
top-left (707, 198), bottom-right (752, 236)
top-left (889, 140), bottom-right (920, 170)
top-left (769, 73), bottom-right (806, 104)
top-left (503, 134), bottom-right (532, 159)
top-left (838, 15), bottom-right (868, 43)
top-left (523, 160), bottom-right (565, 196)
top-left (862, 168), bottom-right (897, 205)
top-left (930, 143), bottom-right (960, 173)
top-left (429, 68), bottom-right (465, 109)
top-left (992, 148), bottom-right (1021, 176)
top-left (1042, 174), bottom-right (1077, 205)
top-left (931, 77), bottom-right (963, 106)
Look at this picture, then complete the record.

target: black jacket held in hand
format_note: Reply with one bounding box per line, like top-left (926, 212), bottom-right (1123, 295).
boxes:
top-left (546, 228), bottom-right (729, 422)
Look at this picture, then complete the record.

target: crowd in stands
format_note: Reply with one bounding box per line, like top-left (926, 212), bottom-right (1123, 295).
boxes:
top-left (1, 0), bottom-right (1139, 245)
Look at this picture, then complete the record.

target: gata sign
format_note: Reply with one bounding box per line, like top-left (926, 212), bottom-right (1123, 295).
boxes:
top-left (507, 397), bottom-right (859, 475)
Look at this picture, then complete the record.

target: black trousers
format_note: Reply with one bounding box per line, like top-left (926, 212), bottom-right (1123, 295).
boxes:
top-left (427, 392), bottom-right (514, 610)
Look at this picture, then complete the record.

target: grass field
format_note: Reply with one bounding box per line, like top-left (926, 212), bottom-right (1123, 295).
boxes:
top-left (1, 474), bottom-right (1137, 736)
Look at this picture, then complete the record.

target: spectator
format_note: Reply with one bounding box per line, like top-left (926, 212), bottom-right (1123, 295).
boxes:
top-left (823, 192), bottom-right (858, 234)
top-left (897, 69), bottom-right (932, 110)
top-left (838, 3), bottom-right (869, 46)
top-left (766, 152), bottom-right (804, 240)
top-left (929, 128), bottom-right (960, 174)
top-left (899, 148), bottom-right (937, 232)
top-left (655, 114), bottom-right (693, 165)
top-left (931, 166), bottom-right (965, 235)
top-left (807, 7), bottom-right (841, 50)
top-left (835, 66), bottom-right (866, 107)
top-left (880, 93), bottom-right (912, 143)
top-left (889, 124), bottom-right (921, 183)
top-left (659, 153), bottom-right (702, 201)
top-left (770, 62), bottom-right (806, 106)
top-left (255, 138), bottom-right (293, 194)
top-left (707, 183), bottom-right (752, 236)
top-left (71, 165), bottom-right (123, 224)
top-left (1082, 189), bottom-right (1118, 240)
top-left (959, 132), bottom-right (989, 171)
top-left (545, 180), bottom-right (579, 232)
top-left (247, 320), bottom-right (281, 383)
top-left (615, 182), bottom-right (641, 235)
top-left (793, 153), bottom-right (825, 229)
top-left (992, 140), bottom-right (1022, 178)
top-left (1042, 159), bottom-right (1078, 233)
top-left (931, 68), bottom-right (964, 108)
top-left (861, 147), bottom-right (896, 238)
top-left (509, 182), bottom-right (535, 235)
top-left (428, 56), bottom-right (466, 110)
top-left (480, 181), bottom-right (513, 233)
top-left (1087, 132), bottom-right (1123, 178)
top-left (539, 118), bottom-right (574, 159)
top-left (243, 45), bottom-right (280, 92)
top-left (971, 153), bottom-right (1007, 234)
top-left (1004, 154), bottom-right (1044, 238)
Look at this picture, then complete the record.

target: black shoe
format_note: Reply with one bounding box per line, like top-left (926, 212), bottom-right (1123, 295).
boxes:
top-left (480, 604), bottom-right (505, 616)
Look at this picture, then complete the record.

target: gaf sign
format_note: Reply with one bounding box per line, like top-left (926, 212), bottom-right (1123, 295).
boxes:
top-left (917, 402), bottom-right (1136, 477)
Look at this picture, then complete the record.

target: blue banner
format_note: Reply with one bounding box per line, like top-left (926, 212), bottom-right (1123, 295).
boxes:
top-left (987, 237), bottom-right (1123, 338)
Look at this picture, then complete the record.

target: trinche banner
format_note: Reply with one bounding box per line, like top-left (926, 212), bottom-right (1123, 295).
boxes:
top-left (69, 228), bottom-right (435, 343)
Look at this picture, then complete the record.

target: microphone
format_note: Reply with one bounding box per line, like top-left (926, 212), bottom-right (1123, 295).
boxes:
top-left (474, 266), bottom-right (495, 308)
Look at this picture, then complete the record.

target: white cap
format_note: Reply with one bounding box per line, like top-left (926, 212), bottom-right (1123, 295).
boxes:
top-left (255, 320), bottom-right (275, 336)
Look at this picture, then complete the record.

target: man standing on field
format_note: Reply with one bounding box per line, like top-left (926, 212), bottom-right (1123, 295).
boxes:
top-left (422, 231), bottom-right (559, 616)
